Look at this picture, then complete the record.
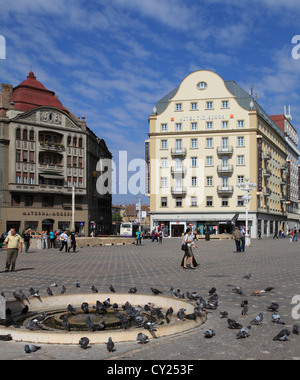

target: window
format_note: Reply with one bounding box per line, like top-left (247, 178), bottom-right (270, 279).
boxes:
top-left (42, 197), bottom-right (54, 208)
top-left (206, 121), bottom-right (213, 130)
top-left (238, 120), bottom-right (245, 128)
top-left (67, 136), bottom-right (72, 146)
top-left (30, 173), bottom-right (34, 185)
top-left (30, 151), bottom-right (35, 163)
top-left (161, 177), bottom-right (168, 188)
top-left (222, 121), bottom-right (229, 129)
top-left (238, 196), bottom-right (244, 206)
top-left (16, 128), bottom-right (21, 140)
top-left (222, 197), bottom-right (229, 207)
top-left (197, 82), bottom-right (207, 90)
top-left (191, 138), bottom-right (198, 149)
top-left (67, 156), bottom-right (72, 167)
top-left (73, 177), bottom-right (77, 187)
top-left (16, 172), bottom-right (21, 184)
top-left (161, 197), bottom-right (168, 207)
top-left (176, 139), bottom-right (182, 152)
top-left (79, 178), bottom-right (83, 188)
top-left (23, 150), bottom-right (28, 162)
top-left (23, 173), bottom-right (28, 184)
top-left (206, 101), bottom-right (213, 110)
top-left (206, 138), bottom-right (213, 148)
top-left (237, 175), bottom-right (244, 185)
top-left (176, 198), bottom-right (182, 207)
top-left (79, 138), bottom-right (83, 148)
top-left (237, 155), bottom-right (244, 166)
top-left (206, 156), bottom-right (213, 166)
top-left (191, 197), bottom-right (197, 207)
top-left (222, 101), bottom-right (229, 109)
top-left (79, 157), bottom-right (83, 168)
top-left (161, 124), bottom-right (167, 132)
top-left (191, 157), bottom-right (197, 168)
top-left (222, 137), bottom-right (228, 150)
top-left (161, 158), bottom-right (168, 168)
top-left (191, 122), bottom-right (197, 131)
top-left (237, 137), bottom-right (244, 147)
top-left (67, 176), bottom-right (72, 187)
top-left (16, 150), bottom-right (21, 162)
top-left (161, 140), bottom-right (167, 150)
top-left (206, 196), bottom-right (213, 207)
top-left (23, 129), bottom-right (28, 141)
top-left (12, 194), bottom-right (20, 207)
top-left (29, 131), bottom-right (34, 141)
top-left (73, 156), bottom-right (77, 167)
top-left (25, 196), bottom-right (33, 207)
top-left (176, 123), bottom-right (182, 132)
top-left (206, 176), bottom-right (213, 186)
top-left (192, 177), bottom-right (197, 187)
top-left (191, 102), bottom-right (197, 111)
top-left (175, 104), bottom-right (182, 112)
top-left (73, 137), bottom-right (77, 147)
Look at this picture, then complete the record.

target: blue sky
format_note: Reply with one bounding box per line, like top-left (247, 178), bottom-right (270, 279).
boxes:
top-left (1, 0), bottom-right (300, 205)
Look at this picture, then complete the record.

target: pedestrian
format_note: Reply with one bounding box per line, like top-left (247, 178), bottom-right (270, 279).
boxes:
top-left (273, 230), bottom-right (278, 239)
top-left (136, 229), bottom-right (142, 246)
top-left (3, 228), bottom-right (23, 272)
top-left (49, 229), bottom-right (56, 248)
top-left (68, 229), bottom-right (77, 252)
top-left (233, 227), bottom-right (242, 252)
top-left (152, 229), bottom-right (158, 242)
top-left (23, 229), bottom-right (31, 253)
top-left (59, 231), bottom-right (68, 252)
top-left (193, 229), bottom-right (198, 241)
top-left (42, 230), bottom-right (48, 249)
top-left (158, 229), bottom-right (163, 244)
top-left (293, 228), bottom-right (298, 242)
top-left (181, 228), bottom-right (198, 270)
top-left (258, 229), bottom-right (262, 239)
top-left (240, 226), bottom-right (246, 252)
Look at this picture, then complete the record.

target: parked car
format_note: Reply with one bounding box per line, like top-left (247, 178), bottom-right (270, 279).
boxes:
top-left (30, 231), bottom-right (42, 239)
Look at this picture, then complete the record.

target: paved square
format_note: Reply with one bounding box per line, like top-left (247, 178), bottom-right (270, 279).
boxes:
top-left (0, 238), bottom-right (299, 360)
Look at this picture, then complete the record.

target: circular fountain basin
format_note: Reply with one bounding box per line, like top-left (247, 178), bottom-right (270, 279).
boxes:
top-left (0, 293), bottom-right (206, 345)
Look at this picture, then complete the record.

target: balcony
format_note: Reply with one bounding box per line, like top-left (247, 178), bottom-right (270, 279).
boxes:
top-left (171, 187), bottom-right (187, 196)
top-left (217, 146), bottom-right (234, 155)
top-left (171, 167), bottom-right (187, 177)
top-left (263, 187), bottom-right (271, 196)
top-left (217, 186), bottom-right (234, 195)
top-left (171, 148), bottom-right (187, 157)
top-left (262, 152), bottom-right (271, 160)
top-left (263, 170), bottom-right (271, 177)
top-left (39, 142), bottom-right (65, 152)
top-left (217, 165), bottom-right (234, 174)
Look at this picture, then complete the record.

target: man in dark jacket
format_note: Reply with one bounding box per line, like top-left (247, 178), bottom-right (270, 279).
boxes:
top-left (68, 229), bottom-right (76, 253)
top-left (233, 227), bottom-right (242, 252)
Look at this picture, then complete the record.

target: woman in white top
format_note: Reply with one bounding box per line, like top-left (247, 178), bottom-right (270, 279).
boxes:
top-left (182, 228), bottom-right (198, 269)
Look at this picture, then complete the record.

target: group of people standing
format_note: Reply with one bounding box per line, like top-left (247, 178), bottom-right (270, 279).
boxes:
top-left (233, 226), bottom-right (246, 252)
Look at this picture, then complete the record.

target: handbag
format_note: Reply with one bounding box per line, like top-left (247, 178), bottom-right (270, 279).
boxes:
top-left (181, 243), bottom-right (188, 251)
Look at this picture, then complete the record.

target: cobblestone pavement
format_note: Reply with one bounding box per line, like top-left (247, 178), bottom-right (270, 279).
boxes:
top-left (0, 238), bottom-right (299, 360)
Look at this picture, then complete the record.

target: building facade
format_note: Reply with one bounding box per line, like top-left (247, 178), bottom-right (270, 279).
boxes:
top-left (0, 72), bottom-right (112, 236)
top-left (147, 70), bottom-right (297, 238)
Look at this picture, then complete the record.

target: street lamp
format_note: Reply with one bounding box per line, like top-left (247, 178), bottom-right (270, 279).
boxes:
top-left (237, 177), bottom-right (257, 247)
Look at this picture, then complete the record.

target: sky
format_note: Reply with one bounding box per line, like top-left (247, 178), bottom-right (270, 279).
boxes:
top-left (1, 0), bottom-right (300, 205)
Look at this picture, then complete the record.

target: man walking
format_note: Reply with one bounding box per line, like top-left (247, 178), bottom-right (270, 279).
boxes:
top-left (59, 231), bottom-right (68, 252)
top-left (23, 229), bottom-right (31, 253)
top-left (233, 227), bottom-right (242, 253)
top-left (4, 228), bottom-right (23, 272)
top-left (68, 229), bottom-right (76, 252)
top-left (240, 226), bottom-right (246, 252)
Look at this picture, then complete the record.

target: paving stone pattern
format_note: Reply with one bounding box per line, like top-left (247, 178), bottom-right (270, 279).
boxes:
top-left (0, 238), bottom-right (299, 360)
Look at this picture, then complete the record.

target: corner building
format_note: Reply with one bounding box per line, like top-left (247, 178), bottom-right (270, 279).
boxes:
top-left (147, 70), bottom-right (297, 238)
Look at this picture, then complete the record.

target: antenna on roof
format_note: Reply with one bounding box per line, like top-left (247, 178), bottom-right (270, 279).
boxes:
top-left (284, 105), bottom-right (292, 121)
top-left (249, 87), bottom-right (254, 98)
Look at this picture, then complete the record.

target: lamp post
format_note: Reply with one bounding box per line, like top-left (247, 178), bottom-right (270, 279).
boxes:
top-left (237, 177), bottom-right (256, 247)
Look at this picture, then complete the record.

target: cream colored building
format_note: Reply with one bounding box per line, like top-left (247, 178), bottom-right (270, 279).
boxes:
top-left (147, 70), bottom-right (295, 238)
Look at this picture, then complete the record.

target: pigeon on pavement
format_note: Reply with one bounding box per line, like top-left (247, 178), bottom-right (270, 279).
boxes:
top-left (204, 329), bottom-right (215, 338)
top-left (79, 337), bottom-right (90, 349)
top-left (24, 344), bottom-right (41, 353)
top-left (236, 326), bottom-right (251, 339)
top-left (137, 333), bottom-right (149, 344)
top-left (250, 312), bottom-right (264, 326)
top-left (273, 329), bottom-right (291, 342)
top-left (106, 337), bottom-right (115, 352)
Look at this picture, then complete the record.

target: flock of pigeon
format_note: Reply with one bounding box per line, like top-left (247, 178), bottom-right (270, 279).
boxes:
top-left (0, 275), bottom-right (299, 355)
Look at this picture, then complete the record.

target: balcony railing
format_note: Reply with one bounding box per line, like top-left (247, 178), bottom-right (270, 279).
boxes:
top-left (217, 165), bottom-right (234, 174)
top-left (217, 146), bottom-right (234, 155)
top-left (171, 167), bottom-right (187, 177)
top-left (171, 187), bottom-right (187, 196)
top-left (217, 186), bottom-right (234, 194)
top-left (171, 148), bottom-right (187, 157)
top-left (262, 152), bottom-right (271, 160)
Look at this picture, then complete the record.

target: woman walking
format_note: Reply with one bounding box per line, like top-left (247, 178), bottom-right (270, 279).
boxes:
top-left (181, 228), bottom-right (198, 270)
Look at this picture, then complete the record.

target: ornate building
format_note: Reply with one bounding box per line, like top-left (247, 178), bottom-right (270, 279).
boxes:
top-left (0, 72), bottom-right (112, 235)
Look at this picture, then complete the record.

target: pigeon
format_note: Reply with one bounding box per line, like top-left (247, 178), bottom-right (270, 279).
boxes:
top-left (103, 298), bottom-right (112, 309)
top-left (95, 301), bottom-right (107, 315)
top-left (21, 305), bottom-right (29, 315)
top-left (227, 319), bottom-right (243, 330)
top-left (79, 337), bottom-right (90, 349)
top-left (81, 303), bottom-right (90, 314)
top-left (97, 322), bottom-right (106, 331)
top-left (0, 334), bottom-right (12, 341)
top-left (75, 280), bottom-right (80, 288)
top-left (208, 287), bottom-right (217, 295)
top-left (106, 337), bottom-right (115, 353)
top-left (151, 288), bottom-right (163, 295)
top-left (86, 316), bottom-right (96, 332)
top-left (121, 316), bottom-right (130, 330)
top-left (243, 273), bottom-right (252, 280)
top-left (236, 326), bottom-right (251, 339)
top-left (46, 287), bottom-right (53, 296)
top-left (143, 321), bottom-right (157, 332)
top-left (292, 325), bottom-right (300, 335)
top-left (67, 304), bottom-right (78, 316)
top-left (241, 299), bottom-right (248, 308)
top-left (62, 315), bottom-right (70, 332)
top-left (29, 288), bottom-right (41, 301)
top-left (24, 344), bottom-right (41, 353)
top-left (272, 312), bottom-right (285, 325)
top-left (137, 333), bottom-right (149, 345)
top-left (19, 290), bottom-right (30, 304)
top-left (166, 307), bottom-right (174, 317)
top-left (220, 311), bottom-right (228, 319)
top-left (273, 329), bottom-right (291, 342)
top-left (109, 285), bottom-right (116, 293)
top-left (204, 329), bottom-right (215, 338)
top-left (13, 291), bottom-right (23, 303)
top-left (177, 308), bottom-right (187, 321)
top-left (241, 304), bottom-right (249, 316)
top-left (61, 285), bottom-right (66, 294)
top-left (186, 313), bottom-right (197, 321)
top-left (170, 287), bottom-right (177, 297)
top-left (128, 287), bottom-right (137, 294)
top-left (91, 285), bottom-right (98, 293)
top-left (267, 302), bottom-right (279, 312)
top-left (25, 320), bottom-right (43, 331)
top-left (232, 287), bottom-right (243, 295)
top-left (250, 312), bottom-right (264, 326)
top-left (264, 287), bottom-right (274, 293)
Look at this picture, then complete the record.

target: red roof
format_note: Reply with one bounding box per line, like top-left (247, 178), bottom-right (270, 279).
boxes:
top-left (10, 71), bottom-right (65, 112)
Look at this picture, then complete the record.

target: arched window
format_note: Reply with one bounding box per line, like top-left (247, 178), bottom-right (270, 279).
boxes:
top-left (23, 129), bottom-right (28, 141)
top-left (67, 136), bottom-right (72, 146)
top-left (79, 138), bottom-right (83, 148)
top-left (29, 130), bottom-right (34, 141)
top-left (16, 128), bottom-right (21, 140)
top-left (73, 137), bottom-right (77, 147)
